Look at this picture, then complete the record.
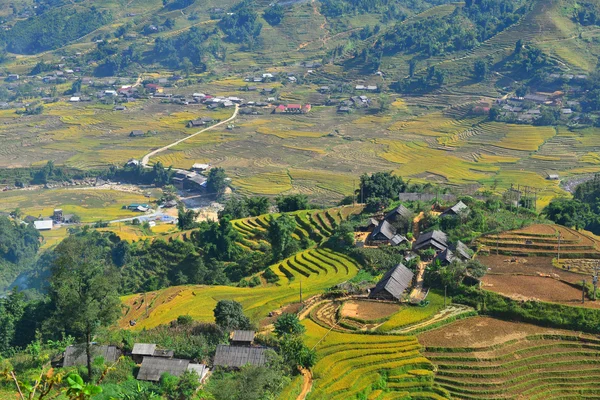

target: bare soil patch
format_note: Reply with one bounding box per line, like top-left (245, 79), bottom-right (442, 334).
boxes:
top-left (418, 316), bottom-right (573, 348)
top-left (259, 302), bottom-right (304, 328)
top-left (478, 255), bottom-right (586, 284)
top-left (340, 299), bottom-right (400, 321)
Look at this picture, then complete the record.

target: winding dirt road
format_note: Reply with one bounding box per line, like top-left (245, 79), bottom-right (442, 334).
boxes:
top-left (141, 104), bottom-right (239, 167)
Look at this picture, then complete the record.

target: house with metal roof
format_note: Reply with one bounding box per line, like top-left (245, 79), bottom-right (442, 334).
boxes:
top-left (440, 201), bottom-right (469, 218)
top-left (63, 344), bottom-right (120, 367)
top-left (33, 220), bottom-right (53, 231)
top-left (213, 345), bottom-right (268, 369)
top-left (368, 263), bottom-right (414, 301)
top-left (368, 220), bottom-right (397, 244)
top-left (137, 357), bottom-right (191, 381)
top-left (231, 330), bottom-right (255, 346)
top-left (132, 343), bottom-right (156, 363)
top-left (413, 230), bottom-right (448, 252)
top-left (454, 241), bottom-right (472, 260)
top-left (359, 218), bottom-right (379, 232)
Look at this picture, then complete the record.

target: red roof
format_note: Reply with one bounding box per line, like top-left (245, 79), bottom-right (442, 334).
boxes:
top-left (276, 105), bottom-right (286, 110)
top-left (145, 83), bottom-right (160, 89)
top-left (286, 104), bottom-right (302, 109)
top-left (302, 104), bottom-right (311, 111)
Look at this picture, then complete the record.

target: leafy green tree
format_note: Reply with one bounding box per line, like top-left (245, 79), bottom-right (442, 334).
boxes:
top-left (207, 167), bottom-right (228, 198)
top-left (359, 172), bottom-right (406, 204)
top-left (220, 197), bottom-right (248, 219)
top-left (177, 208), bottom-right (198, 230)
top-left (326, 222), bottom-right (355, 250)
top-left (213, 300), bottom-right (251, 331)
top-left (276, 194), bottom-right (309, 212)
top-left (474, 60), bottom-right (489, 80)
top-left (263, 4), bottom-right (284, 25)
top-left (245, 196), bottom-right (270, 216)
top-left (543, 199), bottom-right (593, 229)
top-left (47, 234), bottom-right (121, 380)
top-left (268, 214), bottom-right (298, 261)
top-left (278, 334), bottom-right (316, 370)
top-left (274, 313), bottom-right (305, 337)
top-left (0, 288), bottom-right (25, 356)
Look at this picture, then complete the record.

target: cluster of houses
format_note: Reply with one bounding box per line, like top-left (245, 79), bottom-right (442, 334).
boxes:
top-left (273, 104), bottom-right (312, 114)
top-left (60, 329), bottom-right (267, 384)
top-left (493, 92), bottom-right (579, 122)
top-left (338, 95), bottom-right (371, 113)
top-left (363, 201), bottom-right (473, 302)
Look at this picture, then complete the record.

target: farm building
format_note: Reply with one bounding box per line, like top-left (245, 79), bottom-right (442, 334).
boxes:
top-left (413, 230), bottom-right (448, 252)
top-left (213, 345), bottom-right (268, 369)
top-left (384, 204), bottom-right (413, 232)
top-left (359, 218), bottom-right (379, 232)
top-left (192, 163), bottom-right (210, 172)
top-left (188, 119), bottom-right (206, 128)
top-left (368, 220), bottom-right (396, 243)
top-left (369, 263), bottom-right (414, 301)
top-left (231, 330), bottom-right (255, 346)
top-left (440, 201), bottom-right (469, 217)
top-left (137, 357), bottom-right (208, 382)
top-left (129, 130), bottom-right (145, 137)
top-left (454, 241), bottom-right (472, 260)
top-left (63, 345), bottom-right (120, 367)
top-left (132, 343), bottom-right (175, 363)
top-left (547, 174), bottom-right (560, 180)
top-left (33, 220), bottom-right (53, 231)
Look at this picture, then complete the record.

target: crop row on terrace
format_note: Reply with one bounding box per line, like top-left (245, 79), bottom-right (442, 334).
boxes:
top-left (120, 247), bottom-right (359, 329)
top-left (477, 224), bottom-right (600, 258)
top-left (424, 334), bottom-right (600, 399)
top-left (230, 205), bottom-right (363, 251)
top-left (303, 319), bottom-right (449, 400)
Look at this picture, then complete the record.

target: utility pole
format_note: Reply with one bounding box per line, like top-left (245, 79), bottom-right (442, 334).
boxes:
top-left (583, 279), bottom-right (586, 304)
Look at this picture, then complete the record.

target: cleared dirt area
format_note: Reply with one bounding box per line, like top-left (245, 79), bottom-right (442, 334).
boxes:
top-left (340, 299), bottom-right (400, 321)
top-left (418, 316), bottom-right (575, 348)
top-left (479, 254), bottom-right (589, 284)
top-left (482, 274), bottom-right (600, 308)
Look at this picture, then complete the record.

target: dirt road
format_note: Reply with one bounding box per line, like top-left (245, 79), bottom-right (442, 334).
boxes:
top-left (141, 104), bottom-right (239, 167)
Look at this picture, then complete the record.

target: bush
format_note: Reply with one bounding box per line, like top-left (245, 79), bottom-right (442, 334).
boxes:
top-left (177, 315), bottom-right (194, 326)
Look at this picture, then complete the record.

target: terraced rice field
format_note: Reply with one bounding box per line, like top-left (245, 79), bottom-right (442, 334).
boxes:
top-left (478, 224), bottom-right (600, 258)
top-left (304, 319), bottom-right (449, 400)
top-left (421, 317), bottom-right (600, 399)
top-left (230, 205), bottom-right (363, 251)
top-left (119, 248), bottom-right (359, 329)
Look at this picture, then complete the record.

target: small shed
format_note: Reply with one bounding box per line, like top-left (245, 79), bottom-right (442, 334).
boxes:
top-left (213, 345), bottom-right (268, 369)
top-left (63, 345), bottom-right (120, 367)
top-left (231, 330), bottom-right (255, 346)
top-left (130, 130), bottom-right (145, 137)
top-left (369, 264), bottom-right (414, 301)
top-left (33, 220), bottom-right (53, 231)
top-left (440, 201), bottom-right (469, 218)
top-left (137, 357), bottom-right (189, 381)
top-left (132, 343), bottom-right (156, 363)
top-left (547, 174), bottom-right (559, 180)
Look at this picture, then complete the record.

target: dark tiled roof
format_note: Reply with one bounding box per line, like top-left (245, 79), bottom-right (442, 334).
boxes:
top-left (213, 345), bottom-right (268, 368)
top-left (153, 349), bottom-right (175, 358)
top-left (369, 263), bottom-right (414, 300)
top-left (385, 204), bottom-right (412, 221)
top-left (413, 230), bottom-right (448, 251)
top-left (232, 330), bottom-right (255, 343)
top-left (390, 234), bottom-right (408, 246)
top-left (434, 248), bottom-right (455, 265)
top-left (441, 201), bottom-right (469, 217)
top-left (369, 220), bottom-right (396, 240)
top-left (137, 357), bottom-right (189, 381)
top-left (132, 343), bottom-right (157, 356)
top-left (454, 240), bottom-right (472, 260)
top-left (63, 345), bottom-right (120, 367)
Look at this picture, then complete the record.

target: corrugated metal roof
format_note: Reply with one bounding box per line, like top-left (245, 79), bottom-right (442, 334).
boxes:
top-left (63, 345), bottom-right (119, 367)
top-left (132, 343), bottom-right (157, 356)
top-left (370, 220), bottom-right (396, 240)
top-left (232, 330), bottom-right (255, 343)
top-left (385, 204), bottom-right (412, 221)
top-left (413, 230), bottom-right (448, 251)
top-left (454, 241), bottom-right (472, 260)
top-left (369, 264), bottom-right (414, 301)
top-left (213, 345), bottom-right (268, 368)
top-left (137, 357), bottom-right (190, 381)
top-left (187, 364), bottom-right (209, 381)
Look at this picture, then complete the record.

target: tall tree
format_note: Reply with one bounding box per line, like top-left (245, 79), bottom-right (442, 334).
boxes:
top-left (207, 167), bottom-right (228, 198)
top-left (47, 233), bottom-right (121, 380)
top-left (213, 300), bottom-right (251, 331)
top-left (268, 214), bottom-right (298, 261)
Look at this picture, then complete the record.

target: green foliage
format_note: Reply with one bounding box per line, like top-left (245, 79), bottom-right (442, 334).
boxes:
top-left (207, 167), bottom-right (228, 198)
top-left (268, 214), bottom-right (299, 261)
top-left (543, 198), bottom-right (592, 230)
top-left (0, 289), bottom-right (25, 356)
top-left (152, 27), bottom-right (210, 70)
top-left (176, 315), bottom-right (193, 326)
top-left (359, 172), bottom-right (407, 205)
top-left (213, 300), bottom-right (252, 331)
top-left (177, 208), bottom-right (198, 231)
top-left (473, 59), bottom-right (489, 80)
top-left (274, 313), bottom-right (305, 337)
top-left (278, 334), bottom-right (316, 370)
top-left (1, 7), bottom-right (112, 54)
top-left (219, 0), bottom-right (263, 48)
top-left (263, 4), bottom-right (284, 26)
top-left (220, 196), bottom-right (270, 219)
top-left (325, 222), bottom-right (355, 250)
top-left (276, 194), bottom-right (309, 212)
top-left (47, 232), bottom-right (121, 379)
top-left (0, 216), bottom-right (41, 292)
top-left (66, 372), bottom-right (103, 398)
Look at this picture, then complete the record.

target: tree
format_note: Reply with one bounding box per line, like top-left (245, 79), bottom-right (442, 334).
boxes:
top-left (473, 60), bottom-right (488, 81)
top-left (47, 233), bottom-right (121, 380)
top-left (359, 172), bottom-right (406, 204)
top-left (274, 313), bottom-right (305, 337)
top-left (276, 194), bottom-right (309, 212)
top-left (278, 334), bottom-right (316, 370)
top-left (0, 288), bottom-right (25, 356)
top-left (326, 222), bottom-right (355, 250)
top-left (220, 197), bottom-right (248, 219)
top-left (213, 300), bottom-right (251, 331)
top-left (488, 106), bottom-right (500, 121)
top-left (245, 196), bottom-right (270, 216)
top-left (263, 4), bottom-right (284, 26)
top-left (177, 207), bottom-right (198, 230)
top-left (207, 167), bottom-right (228, 198)
top-left (268, 214), bottom-right (298, 261)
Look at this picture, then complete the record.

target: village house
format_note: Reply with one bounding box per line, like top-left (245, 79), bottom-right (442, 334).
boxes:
top-left (230, 330), bottom-right (255, 346)
top-left (63, 345), bottom-right (120, 368)
top-left (369, 263), bottom-right (414, 301)
top-left (129, 130), bottom-right (145, 137)
top-left (440, 201), bottom-right (469, 218)
top-left (7, 74), bottom-right (19, 81)
top-left (413, 230), bottom-right (448, 253)
top-left (131, 343), bottom-right (174, 364)
top-left (145, 83), bottom-right (164, 93)
top-left (213, 345), bottom-right (268, 369)
top-left (33, 220), bottom-right (53, 231)
top-left (137, 357), bottom-right (208, 382)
